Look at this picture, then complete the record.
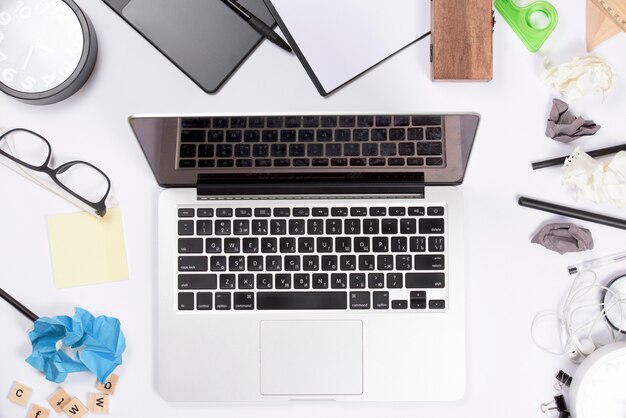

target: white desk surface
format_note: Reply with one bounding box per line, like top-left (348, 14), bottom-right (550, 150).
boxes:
top-left (1, 1), bottom-right (625, 417)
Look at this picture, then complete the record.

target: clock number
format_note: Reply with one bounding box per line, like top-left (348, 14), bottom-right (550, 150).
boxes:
top-left (21, 76), bottom-right (36, 91)
top-left (0, 31), bottom-right (4, 43)
top-left (0, 11), bottom-right (11, 26)
top-left (0, 50), bottom-right (6, 63)
top-left (2, 68), bottom-right (17, 82)
top-left (14, 2), bottom-right (33, 19)
top-left (42, 74), bottom-right (56, 88)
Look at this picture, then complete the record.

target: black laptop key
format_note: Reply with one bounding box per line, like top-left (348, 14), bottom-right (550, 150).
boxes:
top-left (335, 129), bottom-right (352, 141)
top-left (261, 238), bottom-right (278, 253)
top-left (313, 273), bottom-right (329, 288)
top-left (280, 238), bottom-right (296, 253)
top-left (279, 130), bottom-right (297, 142)
top-left (412, 115), bottom-right (441, 126)
top-left (392, 300), bottom-right (408, 310)
top-left (178, 220), bottom-right (194, 236)
top-left (419, 218), bottom-right (444, 234)
top-left (368, 273), bottom-right (384, 288)
top-left (429, 236), bottom-right (445, 252)
top-left (350, 207), bottom-right (367, 216)
top-left (362, 143), bottom-right (378, 156)
top-left (178, 292), bottom-right (194, 310)
top-left (178, 238), bottom-right (203, 253)
top-left (198, 144), bottom-right (215, 158)
top-left (371, 129), bottom-right (387, 141)
top-left (394, 115), bottom-right (410, 126)
top-left (417, 142), bottom-right (443, 156)
top-left (400, 218), bottom-right (417, 234)
top-left (294, 273), bottom-right (310, 289)
top-left (215, 292), bottom-right (231, 310)
top-left (262, 130), bottom-right (279, 142)
top-left (406, 273), bottom-right (445, 288)
top-left (234, 144), bottom-right (250, 157)
top-left (299, 129), bottom-right (315, 141)
top-left (255, 159), bottom-right (272, 167)
top-left (425, 127), bottom-right (442, 140)
top-left (216, 159), bottom-right (234, 168)
top-left (207, 130), bottom-right (224, 142)
top-left (299, 238), bottom-right (315, 253)
top-left (257, 291), bottom-right (347, 310)
top-left (212, 117), bottom-right (228, 128)
top-left (363, 219), bottom-right (379, 234)
top-left (225, 130), bottom-right (242, 142)
top-left (331, 273), bottom-right (347, 289)
top-left (349, 273), bottom-right (366, 289)
top-left (398, 143), bottom-right (415, 156)
top-left (382, 219), bottom-right (398, 234)
top-left (205, 238), bottom-right (221, 253)
top-left (248, 256), bottom-right (263, 271)
top-left (350, 158), bottom-right (366, 166)
top-left (339, 115), bottom-right (356, 127)
top-left (248, 116), bottom-right (265, 128)
top-left (409, 206), bottom-right (425, 216)
top-left (359, 255), bottom-right (375, 270)
top-left (320, 116), bottom-right (337, 127)
top-left (216, 208), bottom-right (232, 217)
top-left (228, 255), bottom-right (245, 271)
top-left (252, 144), bottom-right (269, 157)
top-left (429, 300), bottom-right (446, 310)
top-left (182, 118), bottom-right (211, 129)
top-left (410, 291), bottom-right (427, 310)
top-left (271, 144), bottom-right (287, 157)
top-left (306, 143), bottom-right (323, 157)
top-left (321, 255), bottom-right (338, 271)
top-left (181, 130), bottom-right (205, 143)
top-left (380, 143), bottom-right (397, 156)
top-left (387, 273), bottom-right (403, 288)
top-left (220, 274), bottom-right (236, 289)
top-left (270, 220), bottom-right (287, 235)
top-left (391, 236), bottom-right (408, 252)
top-left (180, 144), bottom-right (196, 158)
top-left (215, 220), bottom-right (231, 235)
top-left (293, 208), bottom-right (310, 217)
top-left (257, 274), bottom-right (273, 289)
top-left (407, 127), bottom-right (424, 141)
top-left (275, 274), bottom-right (292, 289)
top-left (178, 274), bottom-right (217, 290)
top-left (376, 115), bottom-right (392, 126)
top-left (388, 158), bottom-right (405, 166)
top-left (179, 256), bottom-right (208, 272)
top-left (351, 129), bottom-right (368, 141)
top-left (289, 144), bottom-right (306, 157)
top-left (236, 159), bottom-right (252, 167)
top-left (357, 115), bottom-right (374, 127)
top-left (373, 237), bottom-right (389, 253)
top-left (370, 207), bottom-right (386, 216)
top-left (396, 255), bottom-right (412, 270)
top-left (303, 255), bottom-right (319, 271)
top-left (285, 116), bottom-right (301, 128)
top-left (244, 130), bottom-right (260, 142)
top-left (307, 219), bottom-right (324, 235)
top-left (326, 143), bottom-right (341, 156)
top-left (331, 158), bottom-right (348, 166)
top-left (284, 255), bottom-right (300, 271)
top-left (389, 128), bottom-right (406, 141)
top-left (317, 237), bottom-right (333, 252)
top-left (343, 144), bottom-right (360, 156)
top-left (294, 159), bottom-right (310, 167)
top-left (377, 255), bottom-right (393, 270)
top-left (427, 206), bottom-right (445, 216)
top-left (326, 219), bottom-right (342, 234)
top-left (238, 274), bottom-right (254, 289)
top-left (350, 292), bottom-right (370, 309)
top-left (340, 255), bottom-right (356, 270)
top-left (266, 256), bottom-right (282, 271)
top-left (197, 292), bottom-right (213, 310)
top-left (266, 116), bottom-right (283, 128)
top-left (410, 236), bottom-right (426, 252)
top-left (407, 158), bottom-right (424, 166)
top-left (234, 292), bottom-right (254, 310)
top-left (288, 219), bottom-right (305, 235)
top-left (317, 129), bottom-right (333, 141)
top-left (336, 237), bottom-right (352, 252)
top-left (243, 238), bottom-right (259, 253)
top-left (312, 158), bottom-right (328, 166)
top-left (210, 256), bottom-right (227, 271)
top-left (252, 219), bottom-right (268, 235)
top-left (230, 117), bottom-right (246, 128)
top-left (414, 255), bottom-right (445, 270)
top-left (354, 237), bottom-right (370, 252)
top-left (373, 291), bottom-right (390, 309)
top-left (369, 158), bottom-right (385, 166)
top-left (216, 144), bottom-right (232, 158)
top-left (302, 116), bottom-right (319, 127)
top-left (274, 159), bottom-right (290, 167)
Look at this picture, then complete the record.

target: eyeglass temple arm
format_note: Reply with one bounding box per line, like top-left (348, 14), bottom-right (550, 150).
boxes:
top-left (0, 288), bottom-right (39, 322)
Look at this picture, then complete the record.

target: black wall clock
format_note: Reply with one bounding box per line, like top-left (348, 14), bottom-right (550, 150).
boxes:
top-left (0, 0), bottom-right (97, 105)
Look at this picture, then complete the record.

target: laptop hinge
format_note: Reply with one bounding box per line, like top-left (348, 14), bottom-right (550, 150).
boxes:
top-left (196, 173), bottom-right (425, 199)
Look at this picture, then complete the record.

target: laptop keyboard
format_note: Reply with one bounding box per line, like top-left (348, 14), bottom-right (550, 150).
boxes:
top-left (177, 115), bottom-right (445, 169)
top-left (177, 203), bottom-right (447, 312)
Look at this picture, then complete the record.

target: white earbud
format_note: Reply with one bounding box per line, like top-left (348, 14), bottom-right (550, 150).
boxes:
top-left (575, 337), bottom-right (596, 356)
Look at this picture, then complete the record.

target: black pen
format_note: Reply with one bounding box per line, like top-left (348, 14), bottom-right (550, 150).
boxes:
top-left (221, 0), bottom-right (292, 53)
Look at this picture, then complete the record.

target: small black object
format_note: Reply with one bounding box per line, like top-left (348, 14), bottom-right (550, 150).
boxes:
top-left (221, 0), bottom-right (292, 52)
top-left (559, 412), bottom-right (571, 418)
top-left (0, 288), bottom-right (39, 322)
top-left (541, 394), bottom-right (568, 413)
top-left (518, 196), bottom-right (626, 231)
top-left (532, 143), bottom-right (626, 170)
top-left (555, 370), bottom-right (573, 388)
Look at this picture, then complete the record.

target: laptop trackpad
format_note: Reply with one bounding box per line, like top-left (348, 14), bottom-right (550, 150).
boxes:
top-left (260, 320), bottom-right (363, 396)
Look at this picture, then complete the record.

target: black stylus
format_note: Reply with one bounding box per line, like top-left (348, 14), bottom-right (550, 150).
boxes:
top-left (221, 0), bottom-right (292, 53)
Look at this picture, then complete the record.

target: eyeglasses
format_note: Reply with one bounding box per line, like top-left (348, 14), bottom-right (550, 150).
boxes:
top-left (0, 128), bottom-right (111, 217)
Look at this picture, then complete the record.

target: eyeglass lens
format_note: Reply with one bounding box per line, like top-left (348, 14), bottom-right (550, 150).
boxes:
top-left (0, 129), bottom-right (51, 167)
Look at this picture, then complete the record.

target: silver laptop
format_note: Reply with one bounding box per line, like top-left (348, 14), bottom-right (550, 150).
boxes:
top-left (130, 112), bottom-right (479, 402)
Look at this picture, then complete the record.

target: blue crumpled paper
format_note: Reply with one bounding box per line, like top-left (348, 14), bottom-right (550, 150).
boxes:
top-left (25, 307), bottom-right (126, 383)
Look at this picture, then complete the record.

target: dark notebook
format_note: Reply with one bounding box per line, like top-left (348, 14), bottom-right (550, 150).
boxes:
top-left (102, 0), bottom-right (275, 93)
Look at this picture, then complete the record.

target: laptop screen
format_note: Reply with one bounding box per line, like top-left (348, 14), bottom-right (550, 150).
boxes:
top-left (129, 113), bottom-right (479, 188)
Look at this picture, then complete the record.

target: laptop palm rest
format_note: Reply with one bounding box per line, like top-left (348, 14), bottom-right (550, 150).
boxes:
top-left (260, 320), bottom-right (363, 396)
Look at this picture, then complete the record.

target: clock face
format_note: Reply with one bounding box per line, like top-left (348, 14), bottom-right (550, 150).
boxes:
top-left (0, 0), bottom-right (84, 94)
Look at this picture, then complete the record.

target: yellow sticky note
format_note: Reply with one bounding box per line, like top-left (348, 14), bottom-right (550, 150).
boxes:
top-left (47, 208), bottom-right (129, 288)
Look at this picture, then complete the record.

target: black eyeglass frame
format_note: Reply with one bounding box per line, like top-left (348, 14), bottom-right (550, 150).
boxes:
top-left (0, 128), bottom-right (111, 217)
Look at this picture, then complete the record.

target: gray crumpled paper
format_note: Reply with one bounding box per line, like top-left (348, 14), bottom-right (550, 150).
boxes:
top-left (545, 99), bottom-right (601, 143)
top-left (531, 223), bottom-right (594, 254)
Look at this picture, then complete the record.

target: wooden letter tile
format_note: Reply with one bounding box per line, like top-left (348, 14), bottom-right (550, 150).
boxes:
top-left (48, 387), bottom-right (72, 413)
top-left (27, 403), bottom-right (51, 418)
top-left (8, 381), bottom-right (33, 407)
top-left (63, 397), bottom-right (89, 418)
top-left (88, 393), bottom-right (110, 414)
top-left (95, 374), bottom-right (119, 395)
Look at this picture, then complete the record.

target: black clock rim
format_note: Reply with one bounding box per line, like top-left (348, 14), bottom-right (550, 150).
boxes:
top-left (0, 0), bottom-right (97, 104)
